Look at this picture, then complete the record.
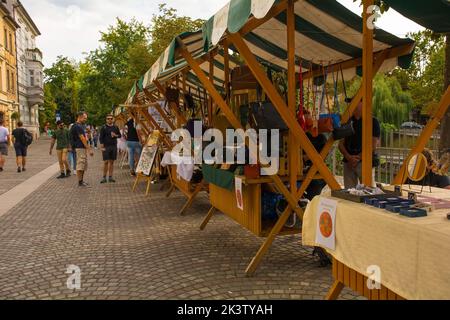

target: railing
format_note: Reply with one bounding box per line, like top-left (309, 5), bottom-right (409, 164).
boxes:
top-left (327, 128), bottom-right (441, 185)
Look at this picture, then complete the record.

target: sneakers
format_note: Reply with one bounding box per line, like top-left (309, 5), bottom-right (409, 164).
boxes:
top-left (0, 168), bottom-right (3, 172)
top-left (22, 168), bottom-right (26, 172)
top-left (100, 178), bottom-right (108, 184)
top-left (130, 170), bottom-right (136, 177)
top-left (17, 167), bottom-right (21, 173)
top-left (57, 173), bottom-right (66, 179)
top-left (109, 177), bottom-right (116, 183)
top-left (78, 181), bottom-right (91, 188)
top-left (66, 170), bottom-right (71, 177)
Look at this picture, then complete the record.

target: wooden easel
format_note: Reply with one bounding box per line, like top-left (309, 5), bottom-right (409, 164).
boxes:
top-left (132, 131), bottom-right (162, 196)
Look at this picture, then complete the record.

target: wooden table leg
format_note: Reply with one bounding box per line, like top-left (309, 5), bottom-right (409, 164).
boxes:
top-left (132, 174), bottom-right (140, 192)
top-left (200, 207), bottom-right (216, 230)
top-left (146, 178), bottom-right (152, 196)
top-left (245, 208), bottom-right (295, 276)
top-left (165, 184), bottom-right (175, 198)
top-left (179, 184), bottom-right (202, 216)
top-left (326, 280), bottom-right (344, 300)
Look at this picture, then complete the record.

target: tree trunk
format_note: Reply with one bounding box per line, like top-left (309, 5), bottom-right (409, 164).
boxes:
top-left (439, 33), bottom-right (450, 154)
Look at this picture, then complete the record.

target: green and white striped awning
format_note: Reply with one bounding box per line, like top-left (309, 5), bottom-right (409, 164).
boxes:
top-left (202, 0), bottom-right (415, 76)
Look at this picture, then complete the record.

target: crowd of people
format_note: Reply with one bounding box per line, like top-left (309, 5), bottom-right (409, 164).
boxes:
top-left (48, 111), bottom-right (143, 187)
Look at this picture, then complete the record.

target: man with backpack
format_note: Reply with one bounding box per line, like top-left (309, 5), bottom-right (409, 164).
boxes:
top-left (11, 121), bottom-right (33, 173)
top-left (50, 120), bottom-right (71, 179)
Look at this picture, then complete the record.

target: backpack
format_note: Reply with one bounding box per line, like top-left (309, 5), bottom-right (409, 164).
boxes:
top-left (23, 129), bottom-right (33, 146)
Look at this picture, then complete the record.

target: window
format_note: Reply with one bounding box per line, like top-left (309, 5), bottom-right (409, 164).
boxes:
top-left (9, 33), bottom-right (13, 53)
top-left (6, 70), bottom-right (10, 92)
top-left (4, 29), bottom-right (7, 50)
top-left (30, 70), bottom-right (34, 86)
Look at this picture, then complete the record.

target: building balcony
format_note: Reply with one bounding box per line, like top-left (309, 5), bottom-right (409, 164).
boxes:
top-left (26, 86), bottom-right (44, 106)
top-left (26, 48), bottom-right (43, 64)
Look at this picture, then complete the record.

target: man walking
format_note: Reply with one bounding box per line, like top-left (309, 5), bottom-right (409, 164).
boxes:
top-left (50, 120), bottom-right (71, 179)
top-left (70, 112), bottom-right (94, 187)
top-left (0, 118), bottom-right (10, 172)
top-left (125, 115), bottom-right (143, 176)
top-left (11, 121), bottom-right (32, 173)
top-left (99, 114), bottom-right (121, 184)
top-left (339, 101), bottom-right (381, 188)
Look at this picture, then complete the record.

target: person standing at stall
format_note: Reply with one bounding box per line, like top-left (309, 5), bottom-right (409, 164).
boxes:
top-left (70, 112), bottom-right (94, 187)
top-left (0, 118), bottom-right (10, 172)
top-left (339, 101), bottom-right (381, 188)
top-left (125, 115), bottom-right (143, 176)
top-left (99, 115), bottom-right (121, 184)
top-left (50, 120), bottom-right (71, 179)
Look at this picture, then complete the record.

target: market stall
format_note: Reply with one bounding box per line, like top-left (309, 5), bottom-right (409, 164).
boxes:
top-left (302, 184), bottom-right (450, 300)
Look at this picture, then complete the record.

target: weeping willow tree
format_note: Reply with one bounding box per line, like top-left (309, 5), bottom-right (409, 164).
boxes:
top-left (348, 75), bottom-right (414, 128)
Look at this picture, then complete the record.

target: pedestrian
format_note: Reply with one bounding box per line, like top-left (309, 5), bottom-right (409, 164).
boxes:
top-left (68, 123), bottom-right (77, 172)
top-left (50, 120), bottom-right (71, 179)
top-left (99, 114), bottom-right (121, 184)
top-left (93, 128), bottom-right (99, 149)
top-left (0, 118), bottom-right (10, 172)
top-left (339, 101), bottom-right (381, 189)
top-left (125, 115), bottom-right (143, 176)
top-left (86, 127), bottom-right (93, 147)
top-left (11, 121), bottom-right (32, 173)
top-left (70, 112), bottom-right (94, 187)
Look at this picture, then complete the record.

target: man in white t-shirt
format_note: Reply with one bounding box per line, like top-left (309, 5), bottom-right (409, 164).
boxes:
top-left (0, 118), bottom-right (10, 172)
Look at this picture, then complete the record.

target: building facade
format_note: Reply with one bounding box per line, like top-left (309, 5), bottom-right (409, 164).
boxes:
top-left (13, 0), bottom-right (43, 138)
top-left (0, 1), bottom-right (19, 134)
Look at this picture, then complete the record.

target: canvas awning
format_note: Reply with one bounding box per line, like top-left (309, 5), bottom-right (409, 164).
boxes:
top-left (202, 0), bottom-right (415, 78)
top-left (384, 0), bottom-right (450, 33)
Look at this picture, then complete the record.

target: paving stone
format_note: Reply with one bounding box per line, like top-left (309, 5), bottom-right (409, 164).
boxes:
top-left (0, 139), bottom-right (361, 301)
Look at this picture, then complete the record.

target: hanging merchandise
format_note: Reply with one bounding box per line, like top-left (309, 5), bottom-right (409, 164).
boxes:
top-left (317, 65), bottom-right (337, 134)
top-left (297, 60), bottom-right (307, 131)
top-left (332, 66), bottom-right (355, 140)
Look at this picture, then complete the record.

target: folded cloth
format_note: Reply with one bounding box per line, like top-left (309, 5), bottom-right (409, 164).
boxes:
top-left (161, 152), bottom-right (195, 182)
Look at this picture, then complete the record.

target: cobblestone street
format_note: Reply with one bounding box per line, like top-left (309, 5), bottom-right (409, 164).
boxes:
top-left (0, 139), bottom-right (359, 300)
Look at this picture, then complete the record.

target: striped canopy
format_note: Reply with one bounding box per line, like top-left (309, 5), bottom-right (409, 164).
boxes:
top-left (127, 0), bottom-right (416, 103)
top-left (202, 0), bottom-right (415, 76)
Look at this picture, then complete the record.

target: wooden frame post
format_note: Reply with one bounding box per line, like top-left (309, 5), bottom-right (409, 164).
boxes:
top-left (362, 0), bottom-right (374, 186)
top-left (287, 0), bottom-right (299, 196)
top-left (223, 40), bottom-right (231, 105)
top-left (154, 80), bottom-right (188, 126)
top-left (227, 31), bottom-right (340, 190)
top-left (393, 86), bottom-right (450, 185)
top-left (144, 90), bottom-right (177, 131)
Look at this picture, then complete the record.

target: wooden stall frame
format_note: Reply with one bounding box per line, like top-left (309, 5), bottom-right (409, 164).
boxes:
top-left (326, 258), bottom-right (405, 300)
top-left (393, 85), bottom-right (450, 185)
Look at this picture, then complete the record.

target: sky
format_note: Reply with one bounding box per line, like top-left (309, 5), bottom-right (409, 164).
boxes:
top-left (20, 0), bottom-right (424, 68)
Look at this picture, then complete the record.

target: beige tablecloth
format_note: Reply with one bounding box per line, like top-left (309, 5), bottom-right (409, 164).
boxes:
top-left (302, 186), bottom-right (450, 300)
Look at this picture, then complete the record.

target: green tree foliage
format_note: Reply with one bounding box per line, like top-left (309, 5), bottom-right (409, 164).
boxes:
top-left (393, 30), bottom-right (446, 115)
top-left (39, 84), bottom-right (58, 130)
top-left (43, 56), bottom-right (79, 125)
top-left (347, 74), bottom-right (414, 128)
top-left (42, 6), bottom-right (204, 126)
top-left (149, 4), bottom-right (204, 64)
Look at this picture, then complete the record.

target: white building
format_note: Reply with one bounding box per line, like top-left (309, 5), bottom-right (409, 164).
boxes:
top-left (13, 0), bottom-right (43, 138)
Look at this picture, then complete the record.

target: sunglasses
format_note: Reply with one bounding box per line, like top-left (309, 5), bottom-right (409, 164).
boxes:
top-left (107, 118), bottom-right (114, 120)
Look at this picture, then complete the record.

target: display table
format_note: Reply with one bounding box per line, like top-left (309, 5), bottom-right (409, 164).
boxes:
top-left (161, 152), bottom-right (208, 215)
top-left (302, 186), bottom-right (450, 300)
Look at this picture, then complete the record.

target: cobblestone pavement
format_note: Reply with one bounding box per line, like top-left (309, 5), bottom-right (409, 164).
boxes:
top-left (0, 136), bottom-right (57, 196)
top-left (0, 145), bottom-right (361, 300)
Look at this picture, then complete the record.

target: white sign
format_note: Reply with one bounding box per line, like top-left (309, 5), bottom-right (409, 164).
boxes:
top-left (315, 198), bottom-right (338, 251)
top-left (235, 177), bottom-right (244, 211)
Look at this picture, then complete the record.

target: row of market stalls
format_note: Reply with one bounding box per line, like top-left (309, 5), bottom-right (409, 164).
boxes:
top-left (117, 0), bottom-right (450, 300)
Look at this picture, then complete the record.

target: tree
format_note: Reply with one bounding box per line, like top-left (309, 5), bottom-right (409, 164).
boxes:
top-left (43, 56), bottom-right (79, 125)
top-left (149, 4), bottom-right (204, 64)
top-left (40, 85), bottom-right (58, 130)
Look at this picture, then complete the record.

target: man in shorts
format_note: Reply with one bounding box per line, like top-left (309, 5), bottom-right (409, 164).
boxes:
top-left (70, 112), bottom-right (94, 187)
top-left (11, 121), bottom-right (32, 173)
top-left (50, 120), bottom-right (71, 179)
top-left (99, 114), bottom-right (121, 184)
top-left (0, 118), bottom-right (10, 172)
